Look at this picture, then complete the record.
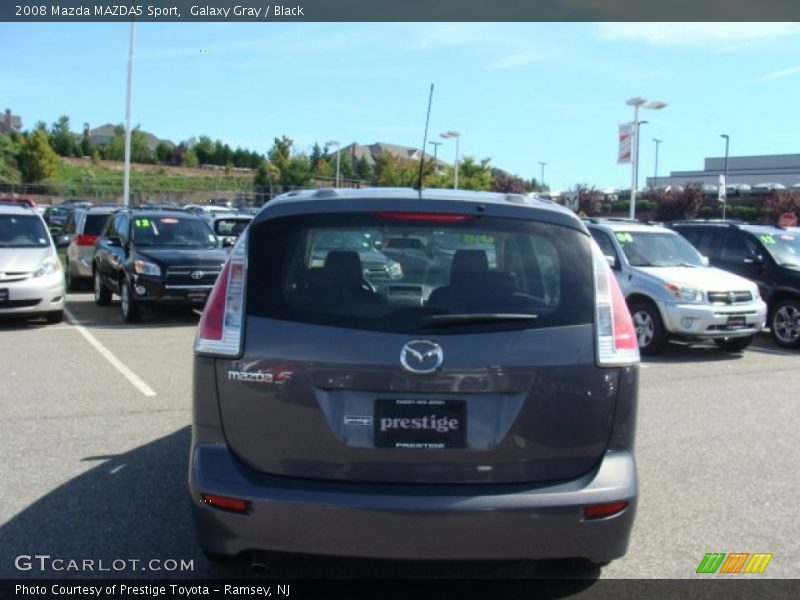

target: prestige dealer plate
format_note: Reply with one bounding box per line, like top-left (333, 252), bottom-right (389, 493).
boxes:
top-left (374, 399), bottom-right (466, 449)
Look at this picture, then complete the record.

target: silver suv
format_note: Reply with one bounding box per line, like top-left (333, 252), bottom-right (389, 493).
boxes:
top-left (60, 205), bottom-right (118, 291)
top-left (0, 201), bottom-right (66, 323)
top-left (586, 219), bottom-right (767, 354)
top-left (190, 188), bottom-right (640, 567)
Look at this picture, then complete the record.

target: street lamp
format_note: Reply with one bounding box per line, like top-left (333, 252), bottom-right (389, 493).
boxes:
top-left (626, 97), bottom-right (667, 219)
top-left (428, 140), bottom-right (442, 171)
top-left (538, 161), bottom-right (547, 191)
top-left (326, 140), bottom-right (341, 188)
top-left (720, 134), bottom-right (730, 219)
top-left (440, 131), bottom-right (461, 189)
top-left (653, 138), bottom-right (662, 190)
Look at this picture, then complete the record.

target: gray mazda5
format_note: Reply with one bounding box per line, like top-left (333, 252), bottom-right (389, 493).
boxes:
top-left (190, 187), bottom-right (640, 566)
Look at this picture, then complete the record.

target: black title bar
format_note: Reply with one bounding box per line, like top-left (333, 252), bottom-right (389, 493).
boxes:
top-left (3, 0), bottom-right (800, 22)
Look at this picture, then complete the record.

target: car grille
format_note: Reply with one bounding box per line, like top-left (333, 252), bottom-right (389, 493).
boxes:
top-left (708, 291), bottom-right (753, 304)
top-left (0, 299), bottom-right (40, 309)
top-left (363, 263), bottom-right (389, 281)
top-left (165, 265), bottom-right (222, 287)
top-left (0, 272), bottom-right (30, 283)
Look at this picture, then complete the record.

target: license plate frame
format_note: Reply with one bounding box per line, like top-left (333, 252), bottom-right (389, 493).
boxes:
top-left (374, 399), bottom-right (466, 450)
top-left (727, 315), bottom-right (747, 329)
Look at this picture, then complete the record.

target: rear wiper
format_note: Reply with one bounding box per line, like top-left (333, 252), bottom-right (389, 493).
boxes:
top-left (419, 313), bottom-right (537, 327)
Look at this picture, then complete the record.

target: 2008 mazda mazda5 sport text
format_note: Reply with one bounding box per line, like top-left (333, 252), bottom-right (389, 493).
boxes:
top-left (189, 187), bottom-right (640, 566)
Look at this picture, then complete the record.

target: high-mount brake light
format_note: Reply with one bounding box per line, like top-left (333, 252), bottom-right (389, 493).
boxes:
top-left (75, 234), bottom-right (98, 246)
top-left (592, 242), bottom-right (640, 366)
top-left (195, 231), bottom-right (247, 356)
top-left (372, 212), bottom-right (472, 222)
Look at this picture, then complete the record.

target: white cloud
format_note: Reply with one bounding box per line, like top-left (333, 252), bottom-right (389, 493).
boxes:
top-left (754, 65), bottom-right (800, 82)
top-left (596, 22), bottom-right (800, 48)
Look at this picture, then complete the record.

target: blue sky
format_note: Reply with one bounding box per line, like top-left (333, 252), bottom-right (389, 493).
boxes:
top-left (2, 22), bottom-right (800, 191)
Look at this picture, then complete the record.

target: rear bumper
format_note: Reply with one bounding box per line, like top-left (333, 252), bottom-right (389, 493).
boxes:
top-left (189, 443), bottom-right (637, 563)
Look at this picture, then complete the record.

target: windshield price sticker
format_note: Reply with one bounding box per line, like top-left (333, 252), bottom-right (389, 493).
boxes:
top-left (460, 234), bottom-right (495, 244)
top-left (134, 219), bottom-right (151, 228)
top-left (760, 235), bottom-right (776, 244)
top-left (616, 232), bottom-right (634, 243)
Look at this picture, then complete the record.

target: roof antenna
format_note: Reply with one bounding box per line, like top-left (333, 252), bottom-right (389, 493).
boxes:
top-left (416, 83), bottom-right (435, 193)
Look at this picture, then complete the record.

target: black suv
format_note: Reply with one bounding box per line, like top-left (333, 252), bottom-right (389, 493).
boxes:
top-left (671, 221), bottom-right (800, 348)
top-left (92, 209), bottom-right (228, 322)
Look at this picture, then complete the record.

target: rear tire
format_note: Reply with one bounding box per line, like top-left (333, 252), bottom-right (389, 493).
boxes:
top-left (770, 298), bottom-right (800, 348)
top-left (629, 300), bottom-right (669, 355)
top-left (65, 264), bottom-right (78, 292)
top-left (120, 277), bottom-right (142, 323)
top-left (94, 270), bottom-right (112, 306)
top-left (714, 335), bottom-right (753, 352)
top-left (45, 310), bottom-right (63, 324)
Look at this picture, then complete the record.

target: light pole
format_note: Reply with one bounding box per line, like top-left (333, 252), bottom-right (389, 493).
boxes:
top-left (123, 22), bottom-right (135, 207)
top-left (326, 140), bottom-right (341, 188)
top-left (428, 141), bottom-right (442, 171)
top-left (440, 131), bottom-right (461, 189)
top-left (720, 134), bottom-right (730, 219)
top-left (626, 97), bottom-right (667, 219)
top-left (653, 138), bottom-right (662, 190)
top-left (538, 161), bottom-right (547, 191)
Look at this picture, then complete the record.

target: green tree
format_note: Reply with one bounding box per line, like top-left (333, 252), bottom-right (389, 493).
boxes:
top-left (0, 134), bottom-right (22, 183)
top-left (181, 148), bottom-right (199, 167)
top-left (254, 160), bottom-right (280, 194)
top-left (18, 129), bottom-right (60, 182)
top-left (50, 115), bottom-right (78, 157)
top-left (355, 155), bottom-right (373, 181)
top-left (267, 136), bottom-right (313, 188)
top-left (429, 156), bottom-right (492, 191)
top-left (155, 141), bottom-right (174, 165)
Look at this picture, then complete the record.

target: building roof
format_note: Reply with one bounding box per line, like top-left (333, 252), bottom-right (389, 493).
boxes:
top-left (88, 124), bottom-right (174, 151)
top-left (341, 142), bottom-right (448, 168)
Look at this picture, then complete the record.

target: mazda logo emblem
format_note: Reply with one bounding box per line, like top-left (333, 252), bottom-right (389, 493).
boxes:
top-left (400, 340), bottom-right (443, 374)
top-left (190, 270), bottom-right (205, 280)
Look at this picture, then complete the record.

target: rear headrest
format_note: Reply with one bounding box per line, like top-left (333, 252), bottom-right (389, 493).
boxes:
top-left (450, 250), bottom-right (489, 285)
top-left (323, 250), bottom-right (364, 288)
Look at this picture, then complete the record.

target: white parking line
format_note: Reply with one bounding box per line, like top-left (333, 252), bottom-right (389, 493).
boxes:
top-left (64, 308), bottom-right (157, 397)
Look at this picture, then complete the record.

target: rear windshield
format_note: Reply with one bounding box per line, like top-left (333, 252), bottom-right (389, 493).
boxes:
top-left (0, 215), bottom-right (50, 248)
top-left (246, 213), bottom-right (594, 334)
top-left (215, 218), bottom-right (250, 237)
top-left (84, 213), bottom-right (112, 236)
top-left (131, 215), bottom-right (218, 248)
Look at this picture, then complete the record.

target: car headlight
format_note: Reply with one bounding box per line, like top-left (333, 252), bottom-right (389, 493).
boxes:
top-left (134, 260), bottom-right (162, 276)
top-left (32, 256), bottom-right (61, 278)
top-left (665, 283), bottom-right (703, 302)
top-left (387, 261), bottom-right (403, 279)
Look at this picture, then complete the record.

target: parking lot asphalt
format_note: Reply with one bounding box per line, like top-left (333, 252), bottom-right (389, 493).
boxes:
top-left (1, 292), bottom-right (798, 581)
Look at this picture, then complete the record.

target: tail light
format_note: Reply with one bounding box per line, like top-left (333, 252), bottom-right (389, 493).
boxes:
top-left (201, 493), bottom-right (249, 513)
top-left (75, 234), bottom-right (98, 246)
top-left (195, 231), bottom-right (247, 356)
top-left (592, 242), bottom-right (639, 366)
top-left (584, 501), bottom-right (629, 520)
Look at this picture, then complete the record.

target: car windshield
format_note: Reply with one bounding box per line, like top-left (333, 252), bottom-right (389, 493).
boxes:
top-left (131, 215), bottom-right (218, 248)
top-left (616, 231), bottom-right (704, 267)
top-left (246, 213), bottom-right (594, 334)
top-left (0, 215), bottom-right (51, 248)
top-left (84, 213), bottom-right (113, 236)
top-left (757, 231), bottom-right (800, 266)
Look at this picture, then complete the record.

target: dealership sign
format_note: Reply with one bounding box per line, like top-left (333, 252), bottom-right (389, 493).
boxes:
top-left (618, 122), bottom-right (634, 164)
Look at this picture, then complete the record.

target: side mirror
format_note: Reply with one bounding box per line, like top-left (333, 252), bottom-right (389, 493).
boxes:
top-left (743, 254), bottom-right (764, 265)
top-left (605, 255), bottom-right (619, 270)
top-left (700, 255), bottom-right (710, 267)
top-left (373, 240), bottom-right (384, 250)
top-left (222, 237), bottom-right (235, 247)
top-left (55, 234), bottom-right (71, 249)
top-left (107, 236), bottom-right (122, 247)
